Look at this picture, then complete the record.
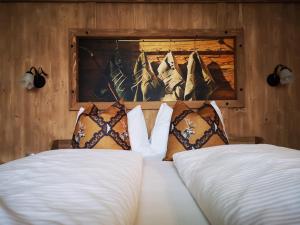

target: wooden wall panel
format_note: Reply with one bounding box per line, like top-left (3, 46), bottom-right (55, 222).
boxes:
top-left (0, 2), bottom-right (299, 163)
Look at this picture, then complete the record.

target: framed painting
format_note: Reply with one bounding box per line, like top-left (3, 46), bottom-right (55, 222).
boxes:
top-left (69, 29), bottom-right (245, 110)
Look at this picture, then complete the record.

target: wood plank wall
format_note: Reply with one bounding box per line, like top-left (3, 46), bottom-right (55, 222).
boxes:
top-left (0, 2), bottom-right (299, 162)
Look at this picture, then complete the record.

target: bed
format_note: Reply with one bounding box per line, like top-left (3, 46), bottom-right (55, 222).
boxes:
top-left (1, 101), bottom-right (300, 225)
top-left (1, 144), bottom-right (300, 225)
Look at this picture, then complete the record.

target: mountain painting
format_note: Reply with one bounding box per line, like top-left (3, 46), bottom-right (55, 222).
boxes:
top-left (76, 38), bottom-right (236, 102)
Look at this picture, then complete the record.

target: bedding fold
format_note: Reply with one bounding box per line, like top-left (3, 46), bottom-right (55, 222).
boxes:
top-left (0, 149), bottom-right (143, 225)
top-left (173, 144), bottom-right (300, 225)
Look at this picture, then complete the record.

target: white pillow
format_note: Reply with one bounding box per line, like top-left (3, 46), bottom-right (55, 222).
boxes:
top-left (127, 103), bottom-right (173, 158)
top-left (150, 103), bottom-right (173, 157)
top-left (127, 105), bottom-right (150, 155)
top-left (210, 101), bottom-right (228, 138)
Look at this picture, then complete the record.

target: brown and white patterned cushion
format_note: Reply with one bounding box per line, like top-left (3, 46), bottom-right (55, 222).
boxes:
top-left (72, 102), bottom-right (131, 150)
top-left (163, 101), bottom-right (228, 161)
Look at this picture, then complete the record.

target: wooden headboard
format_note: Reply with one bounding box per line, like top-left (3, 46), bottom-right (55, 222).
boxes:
top-left (51, 136), bottom-right (259, 150)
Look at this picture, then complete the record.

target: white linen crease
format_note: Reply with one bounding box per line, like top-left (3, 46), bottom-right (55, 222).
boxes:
top-left (135, 157), bottom-right (210, 225)
top-left (173, 144), bottom-right (300, 225)
top-left (0, 149), bottom-right (143, 225)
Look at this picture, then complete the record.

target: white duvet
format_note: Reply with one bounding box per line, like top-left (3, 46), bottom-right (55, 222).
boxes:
top-left (0, 149), bottom-right (143, 225)
top-left (174, 144), bottom-right (300, 225)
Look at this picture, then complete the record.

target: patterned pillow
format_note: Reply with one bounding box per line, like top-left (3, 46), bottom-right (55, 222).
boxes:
top-left (72, 102), bottom-right (131, 150)
top-left (163, 101), bottom-right (228, 161)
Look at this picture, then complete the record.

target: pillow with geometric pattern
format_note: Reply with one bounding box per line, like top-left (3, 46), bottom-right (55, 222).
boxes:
top-left (72, 101), bottom-right (131, 150)
top-left (163, 101), bottom-right (228, 161)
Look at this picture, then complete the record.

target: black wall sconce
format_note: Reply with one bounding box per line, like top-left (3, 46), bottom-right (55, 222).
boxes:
top-left (20, 66), bottom-right (48, 90)
top-left (267, 64), bottom-right (294, 87)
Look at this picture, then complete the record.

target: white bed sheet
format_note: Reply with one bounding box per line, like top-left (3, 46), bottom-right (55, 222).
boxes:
top-left (174, 144), bottom-right (300, 225)
top-left (135, 157), bottom-right (210, 225)
top-left (0, 149), bottom-right (143, 225)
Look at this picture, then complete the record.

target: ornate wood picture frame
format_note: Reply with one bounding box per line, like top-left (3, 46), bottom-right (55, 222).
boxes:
top-left (69, 29), bottom-right (245, 110)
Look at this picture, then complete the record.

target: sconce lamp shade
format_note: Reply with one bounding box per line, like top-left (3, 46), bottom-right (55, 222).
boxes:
top-left (279, 67), bottom-right (294, 85)
top-left (20, 66), bottom-right (48, 89)
top-left (267, 73), bottom-right (280, 86)
top-left (267, 64), bottom-right (294, 87)
top-left (20, 71), bottom-right (35, 90)
top-left (34, 74), bottom-right (46, 88)
top-left (34, 67), bottom-right (47, 88)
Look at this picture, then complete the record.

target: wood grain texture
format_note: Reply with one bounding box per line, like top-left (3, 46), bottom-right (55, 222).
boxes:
top-left (0, 0), bottom-right (300, 4)
top-left (2, 1), bottom-right (300, 3)
top-left (0, 2), bottom-right (299, 163)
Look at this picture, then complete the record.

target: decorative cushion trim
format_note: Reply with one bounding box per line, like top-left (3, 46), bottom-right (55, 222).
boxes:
top-left (164, 101), bottom-right (228, 161)
top-left (72, 102), bottom-right (130, 150)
